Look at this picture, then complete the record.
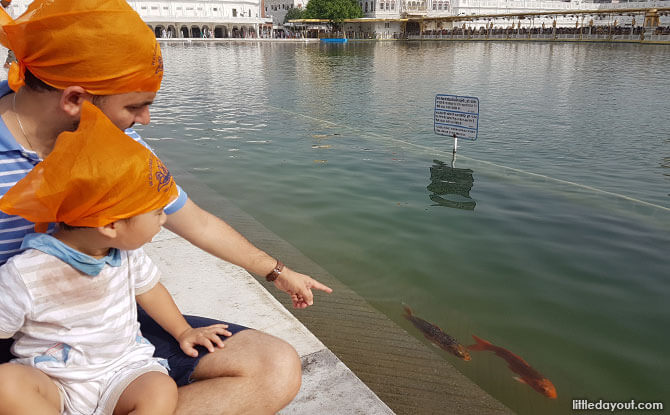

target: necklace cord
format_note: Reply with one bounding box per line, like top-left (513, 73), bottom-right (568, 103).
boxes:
top-left (13, 92), bottom-right (35, 152)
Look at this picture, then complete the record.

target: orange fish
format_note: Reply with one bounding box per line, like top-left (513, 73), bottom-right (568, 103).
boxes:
top-left (468, 335), bottom-right (557, 399)
top-left (403, 306), bottom-right (471, 361)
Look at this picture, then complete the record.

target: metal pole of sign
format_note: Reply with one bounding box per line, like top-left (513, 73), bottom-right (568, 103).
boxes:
top-left (451, 133), bottom-right (458, 168)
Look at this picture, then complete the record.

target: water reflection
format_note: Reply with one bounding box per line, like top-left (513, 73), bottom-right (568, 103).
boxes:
top-left (427, 159), bottom-right (476, 210)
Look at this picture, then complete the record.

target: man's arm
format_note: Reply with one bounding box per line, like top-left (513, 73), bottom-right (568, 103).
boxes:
top-left (136, 282), bottom-right (231, 357)
top-left (164, 198), bottom-right (332, 308)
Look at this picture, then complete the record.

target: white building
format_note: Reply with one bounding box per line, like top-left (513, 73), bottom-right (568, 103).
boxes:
top-left (4, 0), bottom-right (272, 38)
top-left (264, 0), bottom-right (307, 26)
top-left (359, 0), bottom-right (670, 19)
top-left (339, 0), bottom-right (669, 38)
top-left (127, 1), bottom-right (273, 38)
top-left (4, 0), bottom-right (668, 38)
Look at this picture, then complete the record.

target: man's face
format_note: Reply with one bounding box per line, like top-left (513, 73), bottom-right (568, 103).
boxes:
top-left (93, 91), bottom-right (156, 130)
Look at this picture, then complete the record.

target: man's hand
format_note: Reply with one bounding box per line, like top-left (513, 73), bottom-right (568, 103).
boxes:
top-left (176, 324), bottom-right (232, 357)
top-left (273, 268), bottom-right (333, 309)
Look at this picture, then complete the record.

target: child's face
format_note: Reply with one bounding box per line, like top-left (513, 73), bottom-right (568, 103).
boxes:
top-left (114, 207), bottom-right (167, 250)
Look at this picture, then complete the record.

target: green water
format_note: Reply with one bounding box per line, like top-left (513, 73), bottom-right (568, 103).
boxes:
top-left (139, 41), bottom-right (669, 414)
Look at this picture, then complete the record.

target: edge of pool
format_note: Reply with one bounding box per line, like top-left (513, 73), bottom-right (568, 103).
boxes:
top-left (117, 150), bottom-right (516, 415)
top-left (145, 228), bottom-right (396, 414)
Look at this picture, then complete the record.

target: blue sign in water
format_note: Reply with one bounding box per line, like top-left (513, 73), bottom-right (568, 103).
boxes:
top-left (434, 94), bottom-right (479, 140)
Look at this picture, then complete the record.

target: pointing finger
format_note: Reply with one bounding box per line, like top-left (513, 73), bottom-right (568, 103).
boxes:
top-left (309, 280), bottom-right (333, 294)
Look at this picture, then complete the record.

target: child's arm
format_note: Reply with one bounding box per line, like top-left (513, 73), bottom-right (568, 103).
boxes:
top-left (136, 282), bottom-right (232, 357)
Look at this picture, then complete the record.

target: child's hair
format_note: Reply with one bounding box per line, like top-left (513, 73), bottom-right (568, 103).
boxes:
top-left (59, 213), bottom-right (147, 231)
top-left (58, 223), bottom-right (87, 231)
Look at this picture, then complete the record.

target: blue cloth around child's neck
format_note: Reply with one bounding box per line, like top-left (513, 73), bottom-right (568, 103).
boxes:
top-left (21, 233), bottom-right (122, 276)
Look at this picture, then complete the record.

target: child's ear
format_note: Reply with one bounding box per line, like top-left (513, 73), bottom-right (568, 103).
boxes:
top-left (97, 221), bottom-right (118, 239)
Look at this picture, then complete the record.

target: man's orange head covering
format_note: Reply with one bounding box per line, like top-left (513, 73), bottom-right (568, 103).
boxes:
top-left (0, 101), bottom-right (178, 231)
top-left (0, 0), bottom-right (163, 94)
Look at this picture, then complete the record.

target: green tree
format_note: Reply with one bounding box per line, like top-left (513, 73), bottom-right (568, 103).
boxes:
top-left (303, 0), bottom-right (362, 24)
top-left (284, 7), bottom-right (305, 24)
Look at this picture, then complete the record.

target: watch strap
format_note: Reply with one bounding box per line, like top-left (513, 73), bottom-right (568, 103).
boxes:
top-left (265, 260), bottom-right (285, 282)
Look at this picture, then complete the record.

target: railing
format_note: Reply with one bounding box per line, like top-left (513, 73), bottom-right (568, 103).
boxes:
top-left (346, 31), bottom-right (401, 39)
top-left (407, 32), bottom-right (670, 41)
top-left (452, 0), bottom-right (670, 11)
top-left (364, 0), bottom-right (670, 22)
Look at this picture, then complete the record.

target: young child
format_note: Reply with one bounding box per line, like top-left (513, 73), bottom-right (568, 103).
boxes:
top-left (0, 102), bottom-right (231, 415)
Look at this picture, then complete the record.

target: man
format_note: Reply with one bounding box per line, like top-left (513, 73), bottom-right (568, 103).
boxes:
top-left (0, 1), bottom-right (332, 414)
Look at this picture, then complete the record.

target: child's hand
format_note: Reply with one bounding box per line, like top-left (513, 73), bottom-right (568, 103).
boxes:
top-left (176, 324), bottom-right (232, 357)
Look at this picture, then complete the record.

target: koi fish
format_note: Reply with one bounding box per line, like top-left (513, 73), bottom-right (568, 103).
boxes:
top-left (403, 305), bottom-right (471, 361)
top-left (467, 335), bottom-right (557, 399)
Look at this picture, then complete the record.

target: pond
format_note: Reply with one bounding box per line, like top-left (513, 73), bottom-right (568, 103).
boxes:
top-left (139, 40), bottom-right (670, 414)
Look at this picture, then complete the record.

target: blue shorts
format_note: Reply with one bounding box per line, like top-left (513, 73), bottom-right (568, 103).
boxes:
top-left (0, 338), bottom-right (11, 364)
top-left (0, 311), bottom-right (250, 388)
top-left (137, 308), bottom-right (250, 386)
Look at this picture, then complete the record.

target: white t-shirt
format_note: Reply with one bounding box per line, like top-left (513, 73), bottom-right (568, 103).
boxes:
top-left (0, 245), bottom-right (160, 381)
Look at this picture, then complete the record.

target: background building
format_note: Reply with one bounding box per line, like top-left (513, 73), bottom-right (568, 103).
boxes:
top-left (127, 1), bottom-right (273, 38)
top-left (4, 0), bottom-right (273, 38)
top-left (341, 0), bottom-right (669, 38)
top-left (264, 0), bottom-right (307, 26)
top-left (4, 0), bottom-right (668, 38)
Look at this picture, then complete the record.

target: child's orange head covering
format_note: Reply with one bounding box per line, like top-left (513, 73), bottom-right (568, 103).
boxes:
top-left (0, 101), bottom-right (178, 231)
top-left (0, 0), bottom-right (163, 94)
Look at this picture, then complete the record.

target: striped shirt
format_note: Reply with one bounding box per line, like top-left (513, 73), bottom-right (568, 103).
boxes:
top-left (0, 81), bottom-right (188, 265)
top-left (0, 241), bottom-right (160, 382)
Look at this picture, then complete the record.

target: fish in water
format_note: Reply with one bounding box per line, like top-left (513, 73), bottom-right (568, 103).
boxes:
top-left (467, 335), bottom-right (557, 399)
top-left (403, 305), bottom-right (471, 361)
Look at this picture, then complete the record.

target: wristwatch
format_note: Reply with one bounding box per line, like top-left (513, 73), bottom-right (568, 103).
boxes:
top-left (265, 260), bottom-right (285, 282)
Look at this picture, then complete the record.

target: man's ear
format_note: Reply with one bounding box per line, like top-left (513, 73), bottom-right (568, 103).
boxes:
top-left (97, 221), bottom-right (119, 239)
top-left (60, 86), bottom-right (92, 118)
